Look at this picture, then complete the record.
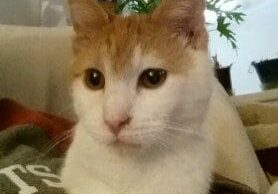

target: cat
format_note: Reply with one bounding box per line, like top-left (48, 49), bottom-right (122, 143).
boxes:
top-left (61, 0), bottom-right (215, 193)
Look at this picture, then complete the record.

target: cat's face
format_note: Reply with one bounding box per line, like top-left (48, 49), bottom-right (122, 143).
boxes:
top-left (69, 0), bottom-right (213, 152)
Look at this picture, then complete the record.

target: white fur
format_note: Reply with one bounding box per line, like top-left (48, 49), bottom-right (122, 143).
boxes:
top-left (61, 46), bottom-right (215, 194)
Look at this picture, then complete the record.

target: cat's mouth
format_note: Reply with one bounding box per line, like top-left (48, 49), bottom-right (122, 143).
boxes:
top-left (111, 139), bottom-right (141, 148)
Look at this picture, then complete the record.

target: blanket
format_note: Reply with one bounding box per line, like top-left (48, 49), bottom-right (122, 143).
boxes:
top-left (0, 98), bottom-right (257, 194)
top-left (237, 103), bottom-right (278, 184)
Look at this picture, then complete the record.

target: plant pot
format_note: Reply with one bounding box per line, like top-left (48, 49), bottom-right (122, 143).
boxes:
top-left (252, 58), bottom-right (278, 89)
top-left (216, 66), bottom-right (233, 95)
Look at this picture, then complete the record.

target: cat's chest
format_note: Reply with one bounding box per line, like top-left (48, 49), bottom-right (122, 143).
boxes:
top-left (69, 142), bottom-right (209, 192)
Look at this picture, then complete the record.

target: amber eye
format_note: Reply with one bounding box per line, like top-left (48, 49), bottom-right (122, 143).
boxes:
top-left (139, 69), bottom-right (167, 89)
top-left (84, 68), bottom-right (105, 90)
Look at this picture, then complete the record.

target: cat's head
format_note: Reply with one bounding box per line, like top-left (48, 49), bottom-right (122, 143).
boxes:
top-left (69, 0), bottom-right (213, 152)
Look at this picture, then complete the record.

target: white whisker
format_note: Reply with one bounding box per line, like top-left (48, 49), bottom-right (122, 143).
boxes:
top-left (42, 130), bottom-right (73, 152)
top-left (41, 130), bottom-right (74, 157)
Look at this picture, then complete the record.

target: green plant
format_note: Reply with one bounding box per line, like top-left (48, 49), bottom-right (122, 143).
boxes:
top-left (116, 0), bottom-right (160, 14)
top-left (115, 0), bottom-right (245, 50)
top-left (207, 0), bottom-right (245, 49)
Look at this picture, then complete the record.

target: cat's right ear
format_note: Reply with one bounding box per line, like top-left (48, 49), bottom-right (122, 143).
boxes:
top-left (151, 0), bottom-right (207, 50)
top-left (69, 0), bottom-right (110, 37)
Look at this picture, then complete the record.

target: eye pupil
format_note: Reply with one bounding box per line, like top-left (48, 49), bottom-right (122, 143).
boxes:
top-left (140, 69), bottom-right (167, 89)
top-left (84, 69), bottom-right (105, 90)
top-left (90, 71), bottom-right (101, 85)
top-left (147, 70), bottom-right (161, 85)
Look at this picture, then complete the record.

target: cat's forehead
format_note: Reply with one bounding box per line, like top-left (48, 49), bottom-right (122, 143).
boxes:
top-left (74, 16), bottom-right (194, 76)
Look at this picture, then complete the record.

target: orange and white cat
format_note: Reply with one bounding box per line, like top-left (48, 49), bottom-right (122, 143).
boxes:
top-left (62, 0), bottom-right (215, 193)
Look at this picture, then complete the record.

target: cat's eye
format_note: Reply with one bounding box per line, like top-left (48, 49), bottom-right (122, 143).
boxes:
top-left (84, 68), bottom-right (105, 90)
top-left (139, 69), bottom-right (167, 89)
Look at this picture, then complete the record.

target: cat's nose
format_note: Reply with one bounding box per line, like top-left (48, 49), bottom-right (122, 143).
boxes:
top-left (104, 117), bottom-right (131, 136)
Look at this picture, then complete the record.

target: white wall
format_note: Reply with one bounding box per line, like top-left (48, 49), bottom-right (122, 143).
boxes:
top-left (209, 0), bottom-right (278, 95)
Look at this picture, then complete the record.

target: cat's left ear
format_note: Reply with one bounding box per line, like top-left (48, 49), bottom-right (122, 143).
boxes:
top-left (69, 0), bottom-right (110, 37)
top-left (152, 0), bottom-right (207, 50)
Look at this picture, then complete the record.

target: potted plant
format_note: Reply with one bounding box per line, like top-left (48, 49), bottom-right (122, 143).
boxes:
top-left (252, 58), bottom-right (278, 90)
top-left (212, 55), bottom-right (233, 95)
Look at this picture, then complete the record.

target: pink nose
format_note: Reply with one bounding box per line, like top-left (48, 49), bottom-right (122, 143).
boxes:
top-left (104, 117), bottom-right (131, 136)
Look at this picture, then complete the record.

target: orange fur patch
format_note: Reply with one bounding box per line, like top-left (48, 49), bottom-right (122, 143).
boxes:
top-left (69, 0), bottom-right (208, 77)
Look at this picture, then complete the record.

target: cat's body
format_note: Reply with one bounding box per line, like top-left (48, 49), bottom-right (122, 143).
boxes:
top-left (62, 0), bottom-right (215, 193)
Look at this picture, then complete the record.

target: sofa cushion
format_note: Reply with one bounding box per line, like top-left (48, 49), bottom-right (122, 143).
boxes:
top-left (0, 25), bottom-right (74, 118)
